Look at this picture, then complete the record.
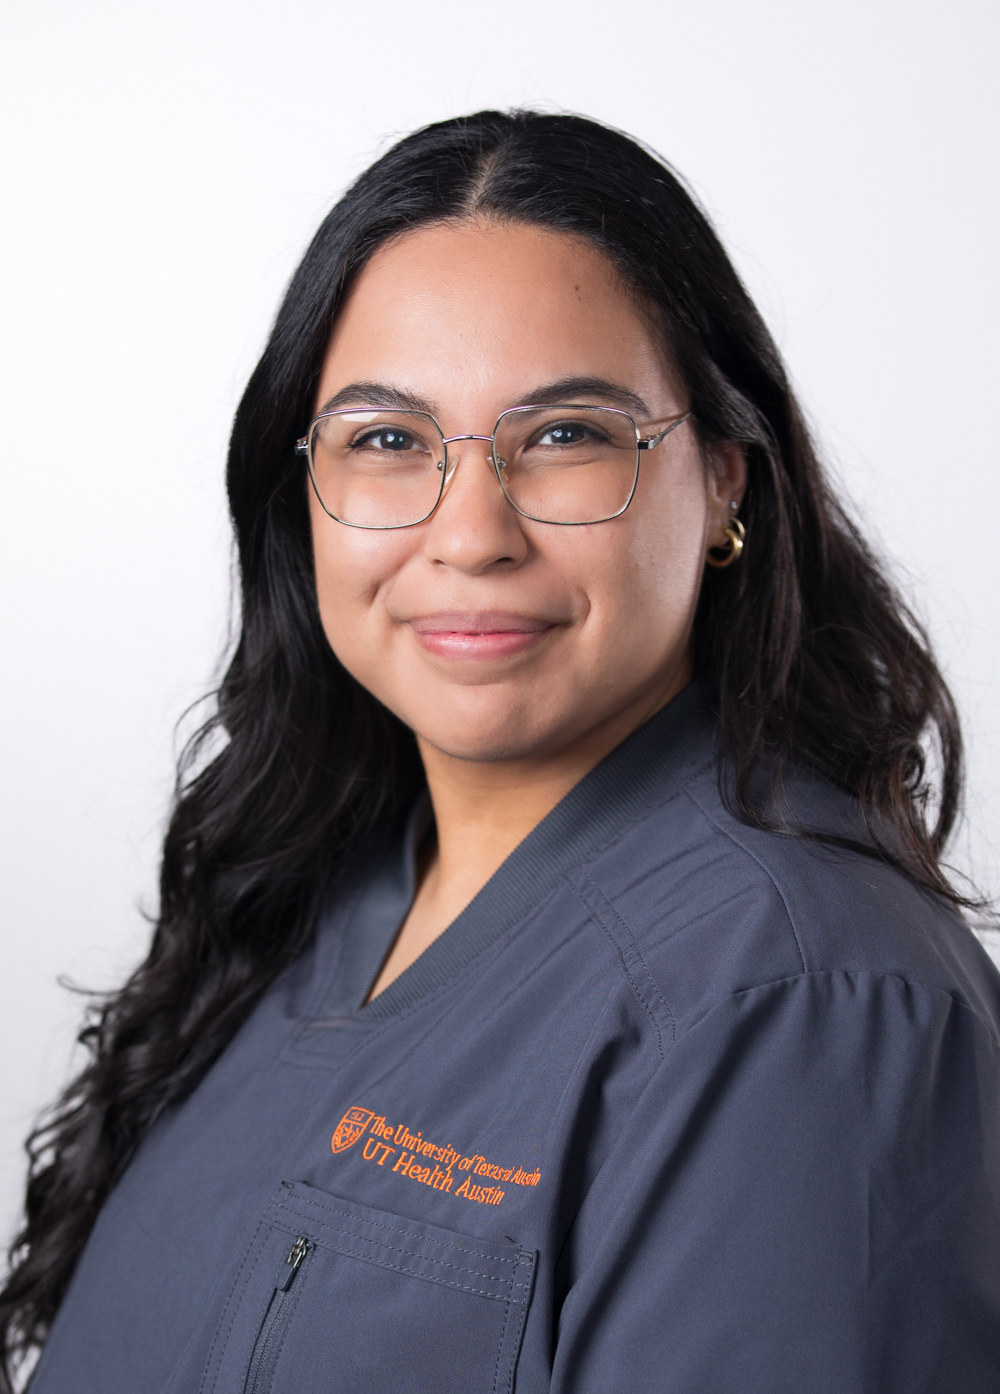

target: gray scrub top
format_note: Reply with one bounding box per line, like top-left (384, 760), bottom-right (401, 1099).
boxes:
top-left (30, 684), bottom-right (1000, 1393)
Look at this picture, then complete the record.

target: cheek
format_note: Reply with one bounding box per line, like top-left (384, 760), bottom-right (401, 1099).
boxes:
top-left (310, 507), bottom-right (408, 653)
top-left (568, 470), bottom-right (709, 642)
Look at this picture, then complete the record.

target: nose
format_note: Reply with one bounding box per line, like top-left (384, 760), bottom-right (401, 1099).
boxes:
top-left (424, 435), bottom-right (526, 573)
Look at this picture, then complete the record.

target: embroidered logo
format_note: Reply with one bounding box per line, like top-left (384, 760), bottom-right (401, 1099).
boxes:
top-left (329, 1105), bottom-right (542, 1207)
top-left (330, 1106), bottom-right (374, 1154)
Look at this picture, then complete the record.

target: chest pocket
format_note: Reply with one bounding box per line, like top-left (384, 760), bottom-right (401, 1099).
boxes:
top-left (202, 1181), bottom-right (537, 1394)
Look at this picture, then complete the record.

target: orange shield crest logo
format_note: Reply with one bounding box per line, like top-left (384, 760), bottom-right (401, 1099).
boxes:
top-left (331, 1106), bottom-right (374, 1154)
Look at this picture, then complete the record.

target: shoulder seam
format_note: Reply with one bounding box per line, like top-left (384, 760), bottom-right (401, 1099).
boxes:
top-left (581, 872), bottom-right (677, 1046)
top-left (566, 875), bottom-right (674, 1057)
top-left (682, 782), bottom-right (808, 975)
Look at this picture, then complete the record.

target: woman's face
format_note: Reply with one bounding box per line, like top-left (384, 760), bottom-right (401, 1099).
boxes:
top-left (309, 220), bottom-right (744, 764)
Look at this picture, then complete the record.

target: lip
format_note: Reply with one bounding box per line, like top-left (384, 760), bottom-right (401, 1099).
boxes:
top-left (406, 611), bottom-right (560, 661)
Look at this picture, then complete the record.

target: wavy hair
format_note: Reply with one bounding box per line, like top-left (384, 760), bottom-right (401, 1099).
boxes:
top-left (0, 108), bottom-right (971, 1386)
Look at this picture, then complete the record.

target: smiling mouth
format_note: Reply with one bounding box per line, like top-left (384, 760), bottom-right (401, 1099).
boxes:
top-left (406, 612), bottom-right (560, 660)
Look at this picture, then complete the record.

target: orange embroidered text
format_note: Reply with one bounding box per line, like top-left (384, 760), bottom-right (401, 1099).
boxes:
top-left (329, 1106), bottom-right (542, 1207)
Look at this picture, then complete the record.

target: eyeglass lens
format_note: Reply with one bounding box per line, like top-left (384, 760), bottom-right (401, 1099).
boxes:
top-left (307, 406), bottom-right (643, 528)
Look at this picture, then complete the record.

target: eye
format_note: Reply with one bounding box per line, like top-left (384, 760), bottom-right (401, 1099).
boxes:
top-left (350, 426), bottom-right (421, 453)
top-left (533, 421), bottom-right (600, 447)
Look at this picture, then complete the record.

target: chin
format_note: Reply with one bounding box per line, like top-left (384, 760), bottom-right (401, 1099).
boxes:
top-left (417, 725), bottom-right (546, 764)
top-left (405, 699), bottom-right (568, 764)
top-left (435, 741), bottom-right (537, 764)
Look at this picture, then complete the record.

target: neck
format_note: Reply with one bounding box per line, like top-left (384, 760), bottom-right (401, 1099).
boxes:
top-left (421, 664), bottom-right (692, 926)
top-left (365, 658), bottom-right (692, 1002)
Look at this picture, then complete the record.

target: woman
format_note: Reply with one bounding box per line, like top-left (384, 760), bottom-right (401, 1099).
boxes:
top-left (4, 110), bottom-right (999, 1392)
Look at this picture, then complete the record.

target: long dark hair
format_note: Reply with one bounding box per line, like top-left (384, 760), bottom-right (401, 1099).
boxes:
top-left (0, 109), bottom-right (971, 1385)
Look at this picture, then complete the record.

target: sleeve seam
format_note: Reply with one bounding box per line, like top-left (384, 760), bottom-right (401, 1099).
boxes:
top-left (723, 968), bottom-right (1000, 1032)
top-left (658, 969), bottom-right (1000, 1057)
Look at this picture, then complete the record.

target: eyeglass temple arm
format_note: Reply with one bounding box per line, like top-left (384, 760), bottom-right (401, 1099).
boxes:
top-left (637, 411), bottom-right (692, 451)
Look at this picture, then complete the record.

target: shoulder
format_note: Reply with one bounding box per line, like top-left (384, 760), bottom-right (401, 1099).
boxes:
top-left (572, 752), bottom-right (1000, 1047)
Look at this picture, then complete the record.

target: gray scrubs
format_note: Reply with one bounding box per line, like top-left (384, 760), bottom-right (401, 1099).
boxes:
top-left (29, 686), bottom-right (1000, 1392)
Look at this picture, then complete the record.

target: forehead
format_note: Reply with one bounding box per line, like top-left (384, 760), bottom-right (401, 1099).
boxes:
top-left (352, 219), bottom-right (624, 304)
top-left (315, 220), bottom-right (677, 418)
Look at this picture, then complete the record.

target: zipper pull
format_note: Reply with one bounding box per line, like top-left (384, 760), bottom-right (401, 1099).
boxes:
top-left (276, 1236), bottom-right (309, 1292)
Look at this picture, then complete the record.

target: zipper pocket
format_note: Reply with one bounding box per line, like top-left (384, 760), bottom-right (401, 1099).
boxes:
top-left (243, 1235), bottom-right (311, 1394)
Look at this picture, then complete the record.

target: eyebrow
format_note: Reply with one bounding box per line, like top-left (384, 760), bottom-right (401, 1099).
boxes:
top-left (316, 383), bottom-right (435, 414)
top-left (511, 377), bottom-right (650, 418)
top-left (316, 377), bottom-right (651, 420)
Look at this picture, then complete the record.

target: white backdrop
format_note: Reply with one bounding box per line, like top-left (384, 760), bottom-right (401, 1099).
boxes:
top-left (1, 0), bottom-right (997, 1245)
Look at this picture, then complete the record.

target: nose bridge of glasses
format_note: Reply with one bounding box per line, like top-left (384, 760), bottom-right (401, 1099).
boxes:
top-left (440, 432), bottom-right (498, 482)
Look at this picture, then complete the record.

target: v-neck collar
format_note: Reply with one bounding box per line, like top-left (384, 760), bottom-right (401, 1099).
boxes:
top-left (324, 683), bottom-right (716, 1020)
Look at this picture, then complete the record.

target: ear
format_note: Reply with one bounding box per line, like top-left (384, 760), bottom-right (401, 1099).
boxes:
top-left (705, 441), bottom-right (748, 550)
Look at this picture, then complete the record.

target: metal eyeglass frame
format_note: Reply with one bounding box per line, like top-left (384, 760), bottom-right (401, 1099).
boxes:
top-left (295, 403), bottom-right (692, 529)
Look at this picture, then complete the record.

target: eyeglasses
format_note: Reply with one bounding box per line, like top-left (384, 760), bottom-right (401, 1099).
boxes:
top-left (295, 404), bottom-right (691, 529)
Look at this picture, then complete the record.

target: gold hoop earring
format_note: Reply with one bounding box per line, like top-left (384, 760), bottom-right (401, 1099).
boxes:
top-left (706, 518), bottom-right (745, 568)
